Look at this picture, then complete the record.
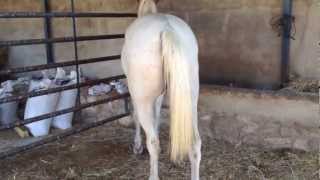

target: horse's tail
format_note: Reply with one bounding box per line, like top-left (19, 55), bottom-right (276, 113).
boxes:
top-left (161, 27), bottom-right (195, 162)
top-left (138, 0), bottom-right (157, 17)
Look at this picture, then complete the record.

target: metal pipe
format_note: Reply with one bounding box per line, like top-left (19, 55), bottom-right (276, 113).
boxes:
top-left (0, 34), bottom-right (125, 47)
top-left (70, 0), bottom-right (82, 122)
top-left (0, 1), bottom-right (133, 159)
top-left (0, 112), bottom-right (130, 159)
top-left (0, 75), bottom-right (126, 104)
top-left (43, 0), bottom-right (54, 64)
top-left (0, 55), bottom-right (121, 75)
top-left (0, 93), bottom-right (130, 130)
top-left (281, 0), bottom-right (293, 86)
top-left (0, 12), bottom-right (137, 18)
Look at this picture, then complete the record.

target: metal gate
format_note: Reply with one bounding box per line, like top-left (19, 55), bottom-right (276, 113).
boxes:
top-left (0, 0), bottom-right (135, 159)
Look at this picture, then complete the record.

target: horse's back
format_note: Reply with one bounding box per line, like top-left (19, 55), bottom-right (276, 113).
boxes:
top-left (124, 14), bottom-right (167, 52)
top-left (124, 13), bottom-right (197, 57)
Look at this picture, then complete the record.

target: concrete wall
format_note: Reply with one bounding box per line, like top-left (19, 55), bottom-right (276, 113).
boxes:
top-left (0, 0), bottom-right (319, 87)
top-left (291, 0), bottom-right (320, 80)
top-left (157, 0), bottom-right (320, 88)
top-left (0, 0), bottom-right (137, 78)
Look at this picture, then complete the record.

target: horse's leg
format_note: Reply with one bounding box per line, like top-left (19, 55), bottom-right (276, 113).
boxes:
top-left (133, 108), bottom-right (143, 154)
top-left (154, 93), bottom-right (164, 132)
top-left (189, 90), bottom-right (201, 180)
top-left (189, 128), bottom-right (201, 180)
top-left (135, 99), bottom-right (160, 180)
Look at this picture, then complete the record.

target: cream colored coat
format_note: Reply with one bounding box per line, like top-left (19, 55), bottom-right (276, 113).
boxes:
top-left (121, 1), bottom-right (201, 180)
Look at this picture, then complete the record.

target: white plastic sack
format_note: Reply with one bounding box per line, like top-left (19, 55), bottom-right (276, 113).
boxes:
top-left (0, 81), bottom-right (18, 126)
top-left (0, 101), bottom-right (18, 126)
top-left (52, 69), bottom-right (79, 130)
top-left (24, 72), bottom-right (60, 137)
top-left (1, 80), bottom-right (14, 93)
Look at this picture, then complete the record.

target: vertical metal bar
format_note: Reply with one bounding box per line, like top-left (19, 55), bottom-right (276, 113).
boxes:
top-left (281, 0), bottom-right (293, 86)
top-left (71, 0), bottom-right (82, 121)
top-left (43, 0), bottom-right (54, 64)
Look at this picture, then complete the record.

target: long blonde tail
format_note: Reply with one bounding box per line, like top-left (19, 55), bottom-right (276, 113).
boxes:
top-left (161, 27), bottom-right (194, 162)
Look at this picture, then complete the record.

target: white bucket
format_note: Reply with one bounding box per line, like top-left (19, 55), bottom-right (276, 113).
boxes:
top-left (25, 75), bottom-right (60, 137)
top-left (52, 69), bottom-right (79, 130)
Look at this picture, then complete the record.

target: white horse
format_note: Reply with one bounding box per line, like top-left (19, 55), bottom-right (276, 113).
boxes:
top-left (121, 0), bottom-right (201, 179)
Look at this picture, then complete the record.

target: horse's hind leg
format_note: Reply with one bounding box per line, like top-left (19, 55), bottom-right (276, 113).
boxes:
top-left (134, 98), bottom-right (160, 180)
top-left (188, 99), bottom-right (201, 180)
top-left (154, 93), bottom-right (164, 132)
top-left (189, 90), bottom-right (201, 180)
top-left (133, 108), bottom-right (143, 155)
top-left (189, 128), bottom-right (201, 180)
top-left (132, 93), bottom-right (163, 155)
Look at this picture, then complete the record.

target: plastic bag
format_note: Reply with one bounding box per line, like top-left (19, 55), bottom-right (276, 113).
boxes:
top-left (110, 81), bottom-right (128, 94)
top-left (88, 83), bottom-right (112, 96)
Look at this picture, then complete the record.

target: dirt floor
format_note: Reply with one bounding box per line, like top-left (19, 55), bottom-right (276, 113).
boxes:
top-left (0, 121), bottom-right (318, 180)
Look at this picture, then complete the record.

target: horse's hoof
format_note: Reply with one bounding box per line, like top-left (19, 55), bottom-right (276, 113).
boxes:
top-left (133, 145), bottom-right (144, 155)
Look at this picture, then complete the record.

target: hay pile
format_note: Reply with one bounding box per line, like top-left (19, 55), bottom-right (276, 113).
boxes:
top-left (283, 75), bottom-right (319, 94)
top-left (0, 122), bottom-right (318, 180)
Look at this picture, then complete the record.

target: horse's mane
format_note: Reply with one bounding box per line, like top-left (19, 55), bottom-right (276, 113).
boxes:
top-left (138, 0), bottom-right (157, 17)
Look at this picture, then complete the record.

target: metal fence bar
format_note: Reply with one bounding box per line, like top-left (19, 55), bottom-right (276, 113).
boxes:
top-left (0, 112), bottom-right (130, 159)
top-left (0, 75), bottom-right (126, 104)
top-left (0, 34), bottom-right (125, 47)
top-left (0, 93), bottom-right (129, 130)
top-left (70, 0), bottom-right (82, 122)
top-left (281, 0), bottom-right (293, 86)
top-left (0, 0), bottom-right (133, 159)
top-left (0, 12), bottom-right (137, 18)
top-left (0, 55), bottom-right (121, 75)
top-left (43, 0), bottom-right (54, 64)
